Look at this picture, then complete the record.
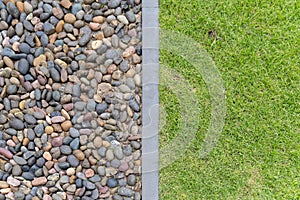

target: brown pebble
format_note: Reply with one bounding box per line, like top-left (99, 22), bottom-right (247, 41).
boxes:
top-left (89, 22), bottom-right (101, 31)
top-left (94, 31), bottom-right (104, 40)
top-left (3, 57), bottom-right (14, 68)
top-left (60, 0), bottom-right (72, 9)
top-left (61, 68), bottom-right (68, 82)
top-left (61, 120), bottom-right (72, 131)
top-left (49, 33), bottom-right (57, 44)
top-left (43, 142), bottom-right (52, 151)
top-left (52, 7), bottom-right (64, 19)
top-left (84, 169), bottom-right (95, 178)
top-left (73, 150), bottom-right (85, 161)
top-left (43, 152), bottom-right (52, 161)
top-left (52, 124), bottom-right (62, 132)
top-left (56, 20), bottom-right (64, 33)
top-left (64, 13), bottom-right (76, 24)
top-left (45, 126), bottom-right (54, 134)
top-left (22, 138), bottom-right (29, 146)
top-left (45, 161), bottom-right (54, 169)
top-left (16, 2), bottom-right (24, 12)
top-left (61, 109), bottom-right (70, 120)
top-left (69, 176), bottom-right (76, 184)
top-left (0, 181), bottom-right (8, 189)
top-left (33, 55), bottom-right (46, 67)
top-left (35, 35), bottom-right (41, 47)
top-left (93, 16), bottom-right (105, 23)
top-left (32, 177), bottom-right (47, 186)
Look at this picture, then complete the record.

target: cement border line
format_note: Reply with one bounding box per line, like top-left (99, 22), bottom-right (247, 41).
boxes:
top-left (142, 0), bottom-right (159, 200)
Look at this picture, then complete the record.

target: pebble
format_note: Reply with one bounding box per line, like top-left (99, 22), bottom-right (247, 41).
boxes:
top-left (18, 59), bottom-right (30, 75)
top-left (127, 175), bottom-right (136, 186)
top-left (108, 0), bottom-right (121, 8)
top-left (7, 2), bottom-right (20, 19)
top-left (0, 181), bottom-right (8, 189)
top-left (12, 165), bottom-right (22, 176)
top-left (7, 176), bottom-right (20, 187)
top-left (43, 22), bottom-right (55, 35)
top-left (64, 13), bottom-right (76, 24)
top-left (32, 177), bottom-right (47, 186)
top-left (0, 0), bottom-right (142, 198)
top-left (107, 178), bottom-right (118, 188)
top-left (67, 155), bottom-right (79, 167)
top-left (118, 187), bottom-right (133, 197)
top-left (9, 118), bottom-right (24, 130)
top-left (60, 145), bottom-right (72, 155)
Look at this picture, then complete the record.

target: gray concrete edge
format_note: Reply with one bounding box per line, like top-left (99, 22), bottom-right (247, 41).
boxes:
top-left (142, 0), bottom-right (159, 200)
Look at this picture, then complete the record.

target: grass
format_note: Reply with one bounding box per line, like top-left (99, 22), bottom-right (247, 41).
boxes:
top-left (159, 0), bottom-right (300, 199)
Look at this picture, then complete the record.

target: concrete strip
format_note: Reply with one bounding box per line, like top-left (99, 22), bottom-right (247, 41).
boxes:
top-left (142, 0), bottom-right (160, 200)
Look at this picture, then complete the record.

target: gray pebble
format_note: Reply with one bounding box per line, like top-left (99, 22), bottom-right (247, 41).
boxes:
top-left (107, 178), bottom-right (118, 188)
top-left (96, 103), bottom-right (108, 115)
top-left (70, 138), bottom-right (79, 150)
top-left (13, 156), bottom-right (27, 165)
top-left (9, 118), bottom-right (24, 130)
top-left (67, 155), bottom-right (79, 167)
top-left (14, 191), bottom-right (25, 200)
top-left (118, 187), bottom-right (133, 197)
top-left (60, 145), bottom-right (72, 155)
top-left (84, 180), bottom-right (96, 190)
top-left (78, 26), bottom-right (92, 46)
top-left (72, 84), bottom-right (80, 97)
top-left (87, 99), bottom-right (96, 111)
top-left (24, 114), bottom-right (37, 125)
top-left (71, 3), bottom-right (82, 15)
top-left (0, 115), bottom-right (7, 124)
top-left (18, 43), bottom-right (31, 54)
top-left (97, 166), bottom-right (105, 176)
top-left (12, 165), bottom-right (22, 176)
top-left (15, 23), bottom-right (24, 36)
top-left (89, 175), bottom-right (101, 183)
top-left (111, 159), bottom-right (121, 168)
top-left (105, 49), bottom-right (118, 59)
top-left (108, 0), bottom-right (121, 8)
top-left (23, 20), bottom-right (34, 31)
top-left (70, 127), bottom-right (80, 138)
top-left (40, 34), bottom-right (49, 47)
top-left (129, 99), bottom-right (140, 112)
top-left (18, 59), bottom-right (30, 75)
top-left (52, 90), bottom-right (60, 101)
top-left (103, 26), bottom-right (114, 37)
top-left (120, 60), bottom-right (130, 72)
top-left (7, 2), bottom-right (20, 19)
top-left (58, 162), bottom-right (70, 170)
top-left (7, 85), bottom-right (17, 95)
top-left (22, 172), bottom-right (34, 180)
top-left (74, 101), bottom-right (86, 111)
top-left (43, 22), bottom-right (55, 35)
top-left (34, 124), bottom-right (44, 137)
top-left (98, 147), bottom-right (107, 157)
top-left (114, 147), bottom-right (124, 160)
top-left (49, 67), bottom-right (60, 82)
top-left (127, 174), bottom-right (136, 186)
top-left (126, 11), bottom-right (136, 23)
top-left (123, 145), bottom-right (132, 156)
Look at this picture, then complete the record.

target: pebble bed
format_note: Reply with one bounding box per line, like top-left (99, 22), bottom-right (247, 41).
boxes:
top-left (0, 0), bottom-right (142, 199)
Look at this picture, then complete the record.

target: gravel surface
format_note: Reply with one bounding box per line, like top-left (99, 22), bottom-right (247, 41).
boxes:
top-left (0, 0), bottom-right (142, 199)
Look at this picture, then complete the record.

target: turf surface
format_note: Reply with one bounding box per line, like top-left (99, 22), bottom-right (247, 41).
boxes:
top-left (159, 0), bottom-right (300, 199)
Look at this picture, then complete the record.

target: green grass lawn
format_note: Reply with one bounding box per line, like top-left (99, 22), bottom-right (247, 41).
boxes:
top-left (159, 0), bottom-right (300, 199)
